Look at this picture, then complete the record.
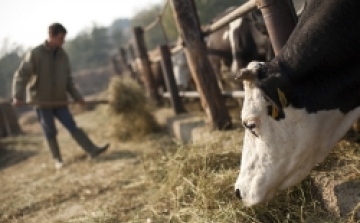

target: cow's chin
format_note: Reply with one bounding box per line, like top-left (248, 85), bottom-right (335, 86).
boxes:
top-left (236, 85), bottom-right (360, 206)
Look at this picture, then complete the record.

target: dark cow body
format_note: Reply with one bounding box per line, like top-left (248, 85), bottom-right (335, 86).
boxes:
top-left (255, 0), bottom-right (360, 115)
top-left (207, 1), bottom-right (307, 90)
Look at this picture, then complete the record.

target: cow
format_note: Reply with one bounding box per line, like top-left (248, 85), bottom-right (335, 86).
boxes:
top-left (145, 44), bottom-right (193, 95)
top-left (206, 7), bottom-right (274, 90)
top-left (172, 49), bottom-right (193, 91)
top-left (206, 1), bottom-right (306, 91)
top-left (234, 0), bottom-right (360, 207)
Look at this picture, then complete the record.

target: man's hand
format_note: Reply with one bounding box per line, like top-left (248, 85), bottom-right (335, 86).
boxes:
top-left (77, 98), bottom-right (86, 107)
top-left (12, 98), bottom-right (24, 107)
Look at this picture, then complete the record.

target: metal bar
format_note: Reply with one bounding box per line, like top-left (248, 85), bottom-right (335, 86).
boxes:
top-left (163, 91), bottom-right (245, 99)
top-left (203, 0), bottom-right (257, 36)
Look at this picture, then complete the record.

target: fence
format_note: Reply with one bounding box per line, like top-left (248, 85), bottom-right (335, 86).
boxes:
top-left (115, 0), bottom-right (297, 130)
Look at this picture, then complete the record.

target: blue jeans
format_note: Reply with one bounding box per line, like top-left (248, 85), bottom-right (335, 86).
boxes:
top-left (36, 107), bottom-right (78, 138)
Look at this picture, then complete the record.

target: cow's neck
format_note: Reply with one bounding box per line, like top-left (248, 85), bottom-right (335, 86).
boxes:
top-left (277, 0), bottom-right (360, 82)
top-left (263, 0), bottom-right (360, 114)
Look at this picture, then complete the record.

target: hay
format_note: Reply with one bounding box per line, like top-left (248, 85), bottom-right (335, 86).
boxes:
top-left (108, 75), bottom-right (147, 114)
top-left (112, 111), bottom-right (159, 141)
top-left (108, 75), bottom-right (159, 141)
top-left (0, 99), bottom-right (21, 137)
top-left (140, 130), bottom-right (355, 223)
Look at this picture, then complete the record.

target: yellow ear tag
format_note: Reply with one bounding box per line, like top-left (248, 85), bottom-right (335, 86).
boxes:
top-left (272, 105), bottom-right (278, 119)
top-left (277, 88), bottom-right (288, 108)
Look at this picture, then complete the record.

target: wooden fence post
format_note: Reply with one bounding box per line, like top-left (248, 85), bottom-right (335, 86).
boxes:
top-left (127, 44), bottom-right (136, 63)
top-left (132, 27), bottom-right (159, 103)
top-left (110, 56), bottom-right (122, 75)
top-left (118, 47), bottom-right (128, 68)
top-left (169, 0), bottom-right (231, 130)
top-left (118, 47), bottom-right (136, 78)
top-left (159, 45), bottom-right (185, 114)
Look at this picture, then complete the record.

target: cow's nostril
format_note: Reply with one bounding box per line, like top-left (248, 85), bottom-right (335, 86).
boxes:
top-left (235, 189), bottom-right (242, 200)
top-left (248, 123), bottom-right (256, 129)
top-left (244, 122), bottom-right (256, 130)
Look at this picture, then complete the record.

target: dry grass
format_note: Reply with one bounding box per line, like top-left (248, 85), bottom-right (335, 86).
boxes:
top-left (108, 76), bottom-right (160, 141)
top-left (108, 75), bottom-right (148, 114)
top-left (139, 131), bottom-right (342, 223)
top-left (1, 102), bottom-right (359, 222)
top-left (111, 110), bottom-right (160, 141)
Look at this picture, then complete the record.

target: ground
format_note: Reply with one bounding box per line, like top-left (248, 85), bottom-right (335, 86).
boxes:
top-left (0, 106), bottom-right (153, 222)
top-left (1, 104), bottom-right (359, 223)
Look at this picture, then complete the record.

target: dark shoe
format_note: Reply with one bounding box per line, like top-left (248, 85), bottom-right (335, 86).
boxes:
top-left (90, 143), bottom-right (110, 158)
top-left (71, 128), bottom-right (109, 158)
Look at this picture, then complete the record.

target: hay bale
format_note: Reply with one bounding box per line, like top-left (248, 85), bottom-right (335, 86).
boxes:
top-left (112, 111), bottom-right (159, 141)
top-left (108, 75), bottom-right (147, 114)
top-left (0, 99), bottom-right (21, 137)
top-left (108, 76), bottom-right (159, 141)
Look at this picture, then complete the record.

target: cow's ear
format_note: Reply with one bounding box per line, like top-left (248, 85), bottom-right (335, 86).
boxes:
top-left (235, 68), bottom-right (258, 81)
top-left (235, 61), bottom-right (263, 81)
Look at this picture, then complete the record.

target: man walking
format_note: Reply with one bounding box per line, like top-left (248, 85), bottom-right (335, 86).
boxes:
top-left (12, 23), bottom-right (109, 169)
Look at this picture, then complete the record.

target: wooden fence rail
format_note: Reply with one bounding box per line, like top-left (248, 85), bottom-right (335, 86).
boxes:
top-left (203, 0), bottom-right (257, 36)
top-left (163, 91), bottom-right (245, 99)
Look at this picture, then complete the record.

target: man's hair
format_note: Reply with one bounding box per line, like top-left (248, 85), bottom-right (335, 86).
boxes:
top-left (49, 23), bottom-right (67, 36)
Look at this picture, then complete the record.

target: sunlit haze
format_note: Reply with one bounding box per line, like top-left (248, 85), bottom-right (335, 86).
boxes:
top-left (0, 0), bottom-right (162, 48)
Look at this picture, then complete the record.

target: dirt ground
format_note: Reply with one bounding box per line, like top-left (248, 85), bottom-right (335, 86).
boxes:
top-left (0, 105), bottom-right (169, 223)
top-left (1, 102), bottom-right (359, 223)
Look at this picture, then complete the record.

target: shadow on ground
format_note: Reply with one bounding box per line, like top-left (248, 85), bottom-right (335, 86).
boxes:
top-left (95, 150), bottom-right (138, 162)
top-left (0, 147), bottom-right (37, 170)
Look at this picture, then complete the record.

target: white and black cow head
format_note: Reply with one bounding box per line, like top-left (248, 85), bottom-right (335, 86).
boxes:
top-left (235, 61), bottom-right (360, 206)
top-left (234, 0), bottom-right (360, 206)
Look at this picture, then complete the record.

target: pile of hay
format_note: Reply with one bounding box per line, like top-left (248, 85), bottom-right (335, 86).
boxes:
top-left (0, 99), bottom-right (21, 137)
top-left (140, 130), bottom-right (353, 223)
top-left (108, 75), bottom-right (159, 141)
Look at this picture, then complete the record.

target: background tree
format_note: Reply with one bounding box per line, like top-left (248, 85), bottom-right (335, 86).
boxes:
top-left (64, 24), bottom-right (113, 71)
top-left (0, 40), bottom-right (23, 98)
top-left (109, 18), bottom-right (131, 48)
top-left (0, 0), bottom-right (249, 98)
top-left (131, 4), bottom-right (168, 50)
